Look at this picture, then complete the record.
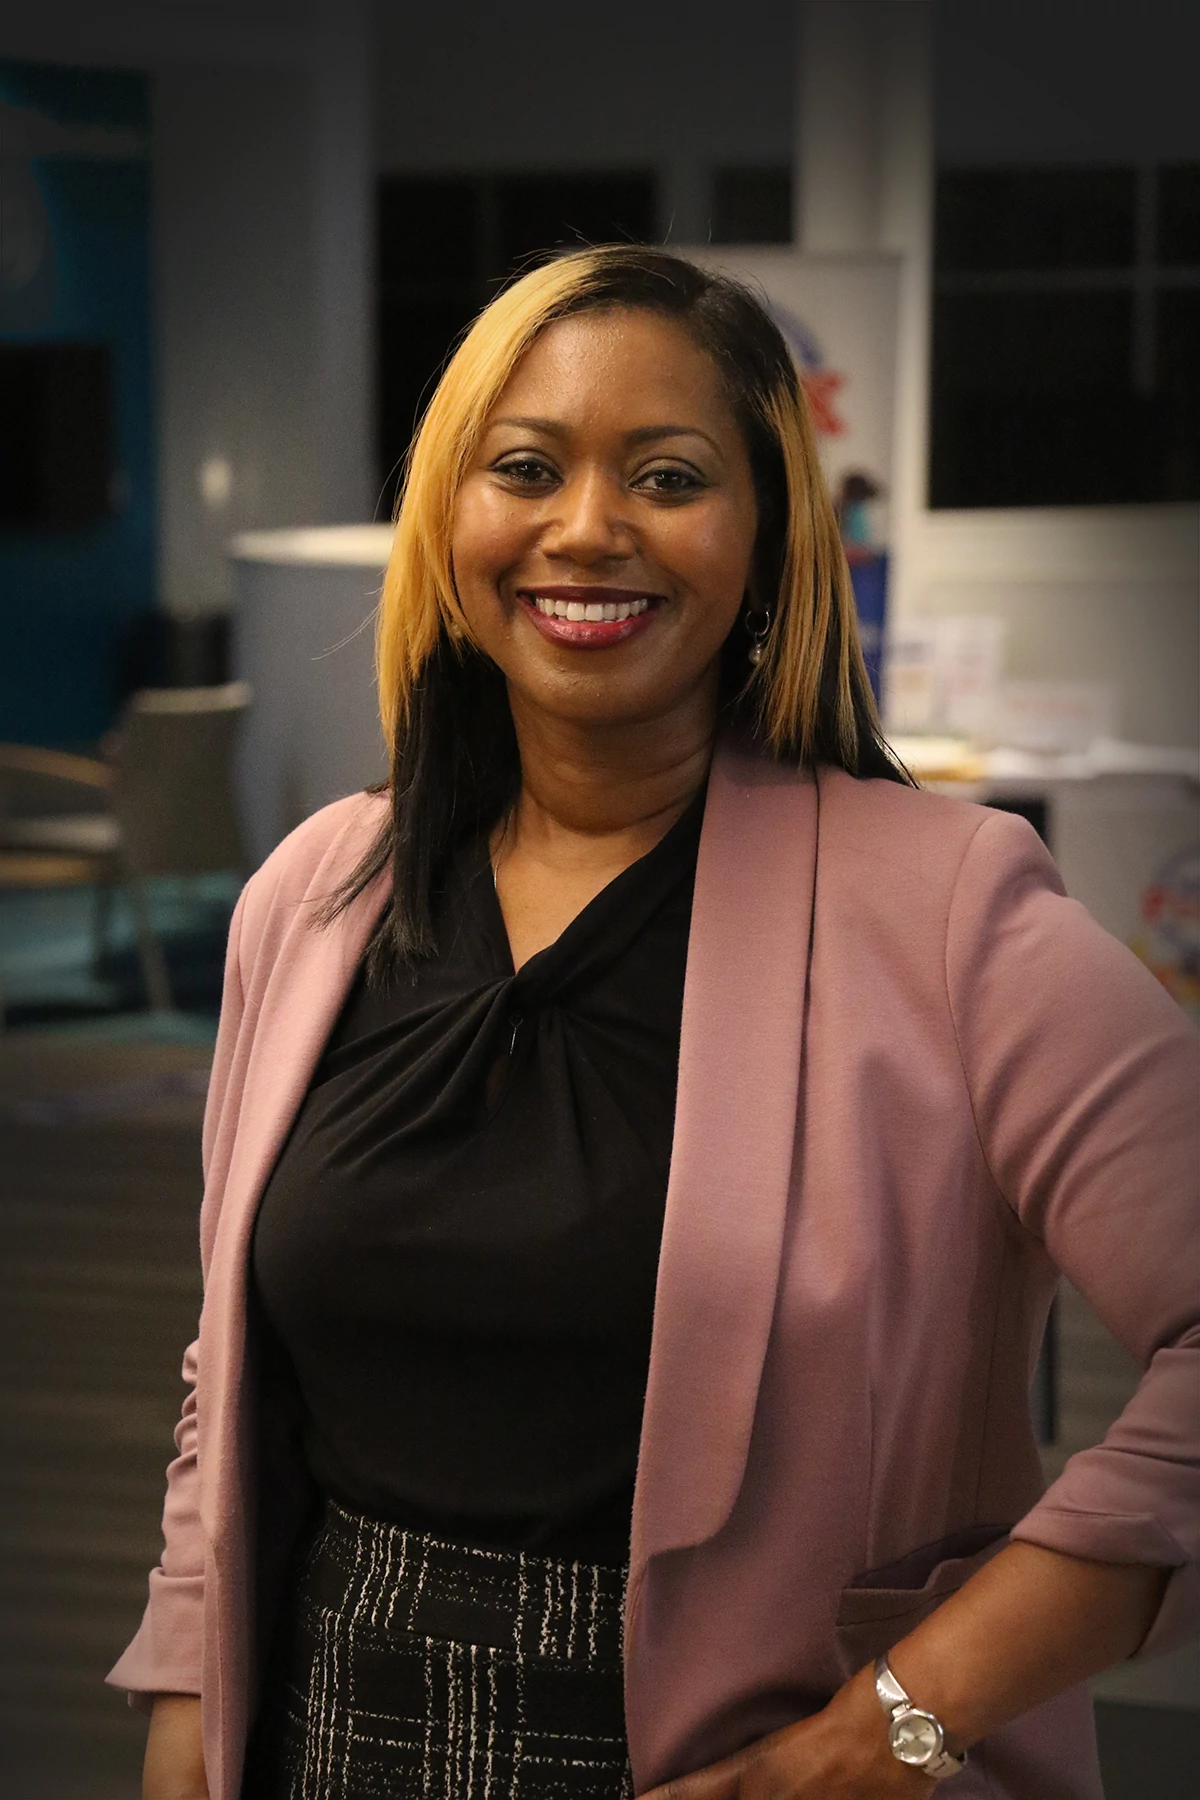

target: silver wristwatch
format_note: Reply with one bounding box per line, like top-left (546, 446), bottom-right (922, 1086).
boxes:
top-left (874, 1656), bottom-right (967, 1780)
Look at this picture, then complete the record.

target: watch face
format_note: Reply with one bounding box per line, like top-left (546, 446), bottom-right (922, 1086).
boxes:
top-left (890, 1709), bottom-right (943, 1765)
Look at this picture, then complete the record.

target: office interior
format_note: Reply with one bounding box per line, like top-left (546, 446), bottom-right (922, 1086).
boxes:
top-left (0, 2), bottom-right (1196, 1795)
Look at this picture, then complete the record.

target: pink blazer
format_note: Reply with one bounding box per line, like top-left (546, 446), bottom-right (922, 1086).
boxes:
top-left (110, 738), bottom-right (1199, 1799)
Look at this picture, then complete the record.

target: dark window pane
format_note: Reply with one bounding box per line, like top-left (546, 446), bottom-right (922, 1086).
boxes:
top-left (378, 179), bottom-right (481, 284)
top-left (0, 341), bottom-right (113, 529)
top-left (376, 294), bottom-right (484, 509)
top-left (374, 172), bottom-right (657, 509)
top-left (933, 290), bottom-right (1133, 393)
top-left (936, 168), bottom-right (1137, 271)
top-left (931, 291), bottom-right (1151, 506)
top-left (1158, 291), bottom-right (1200, 500)
top-left (1158, 162), bottom-right (1200, 266)
top-left (492, 173), bottom-right (656, 278)
top-left (1160, 290), bottom-right (1200, 394)
top-left (710, 167), bottom-right (792, 243)
top-left (931, 289), bottom-right (1200, 506)
top-left (928, 391), bottom-right (1187, 507)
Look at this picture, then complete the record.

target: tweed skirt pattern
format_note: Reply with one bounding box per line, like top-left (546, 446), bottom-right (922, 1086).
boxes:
top-left (243, 1500), bottom-right (634, 1799)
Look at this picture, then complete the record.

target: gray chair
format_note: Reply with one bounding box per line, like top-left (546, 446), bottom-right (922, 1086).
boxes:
top-left (0, 681), bottom-right (250, 1016)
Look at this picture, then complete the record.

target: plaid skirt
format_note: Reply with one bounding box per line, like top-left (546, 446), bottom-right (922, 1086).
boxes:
top-left (243, 1500), bottom-right (634, 1799)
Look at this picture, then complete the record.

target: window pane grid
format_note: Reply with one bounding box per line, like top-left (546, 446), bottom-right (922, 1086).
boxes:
top-left (931, 162), bottom-right (1200, 508)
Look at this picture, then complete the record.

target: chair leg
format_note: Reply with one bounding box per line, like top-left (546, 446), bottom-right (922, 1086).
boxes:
top-left (125, 878), bottom-right (174, 1013)
top-left (91, 880), bottom-right (116, 975)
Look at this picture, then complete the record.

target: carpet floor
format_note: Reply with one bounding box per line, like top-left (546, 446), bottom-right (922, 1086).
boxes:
top-left (0, 1034), bottom-right (209, 1800)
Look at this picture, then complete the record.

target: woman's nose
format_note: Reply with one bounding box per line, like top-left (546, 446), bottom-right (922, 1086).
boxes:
top-left (541, 470), bottom-right (633, 564)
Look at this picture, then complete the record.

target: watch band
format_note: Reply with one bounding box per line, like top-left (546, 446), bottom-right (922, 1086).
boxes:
top-left (874, 1655), bottom-right (968, 1780)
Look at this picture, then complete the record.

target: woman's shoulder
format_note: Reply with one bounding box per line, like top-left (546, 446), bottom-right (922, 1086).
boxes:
top-left (237, 789), bottom-right (389, 946)
top-left (816, 762), bottom-right (1056, 888)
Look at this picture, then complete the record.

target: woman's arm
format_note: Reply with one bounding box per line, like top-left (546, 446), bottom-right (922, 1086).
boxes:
top-left (143, 1696), bottom-right (207, 1800)
top-left (644, 814), bottom-right (1196, 1797)
top-left (641, 1541), bottom-right (1170, 1797)
top-left (109, 896), bottom-right (249, 1717)
top-left (887, 1538), bottom-right (1168, 1752)
top-left (947, 812), bottom-right (1198, 1638)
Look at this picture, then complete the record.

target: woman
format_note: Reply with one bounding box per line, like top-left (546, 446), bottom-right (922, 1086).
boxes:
top-left (112, 247), bottom-right (1197, 1800)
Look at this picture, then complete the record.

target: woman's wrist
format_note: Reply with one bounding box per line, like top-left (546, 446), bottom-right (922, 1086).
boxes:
top-left (883, 1638), bottom-right (974, 1756)
top-left (879, 1541), bottom-right (1171, 1755)
top-left (143, 1693), bottom-right (207, 1800)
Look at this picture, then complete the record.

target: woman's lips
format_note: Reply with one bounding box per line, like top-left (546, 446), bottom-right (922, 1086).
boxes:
top-left (517, 587), bottom-right (663, 649)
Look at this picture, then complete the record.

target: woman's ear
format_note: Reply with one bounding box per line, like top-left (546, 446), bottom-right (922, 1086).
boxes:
top-left (442, 580), bottom-right (468, 641)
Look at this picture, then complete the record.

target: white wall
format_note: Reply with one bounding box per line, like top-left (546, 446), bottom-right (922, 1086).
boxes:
top-left (909, 508), bottom-right (1199, 747)
top-left (0, 0), bottom-right (375, 614)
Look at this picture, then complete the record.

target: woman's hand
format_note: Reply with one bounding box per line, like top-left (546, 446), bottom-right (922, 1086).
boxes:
top-left (142, 1694), bottom-right (208, 1800)
top-left (641, 1540), bottom-right (1173, 1798)
top-left (639, 1664), bottom-right (933, 1798)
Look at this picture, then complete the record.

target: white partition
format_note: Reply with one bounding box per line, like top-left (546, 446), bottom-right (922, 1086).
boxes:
top-left (230, 526), bottom-right (392, 866)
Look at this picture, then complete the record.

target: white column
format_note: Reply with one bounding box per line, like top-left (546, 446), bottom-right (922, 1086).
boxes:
top-left (794, 0), bottom-right (934, 619)
top-left (153, 64), bottom-right (322, 614)
top-left (152, 2), bottom-right (375, 615)
top-left (794, 0), bottom-right (883, 252)
top-left (661, 155), bottom-right (711, 245)
top-left (876, 0), bottom-right (934, 626)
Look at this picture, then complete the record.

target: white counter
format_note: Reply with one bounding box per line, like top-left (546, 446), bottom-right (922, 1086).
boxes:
top-left (229, 525), bottom-right (393, 863)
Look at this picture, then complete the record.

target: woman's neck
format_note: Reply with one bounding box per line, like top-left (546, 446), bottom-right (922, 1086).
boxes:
top-left (500, 689), bottom-right (716, 871)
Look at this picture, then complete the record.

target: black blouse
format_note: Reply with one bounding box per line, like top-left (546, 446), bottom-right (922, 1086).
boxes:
top-left (251, 790), bottom-right (704, 1565)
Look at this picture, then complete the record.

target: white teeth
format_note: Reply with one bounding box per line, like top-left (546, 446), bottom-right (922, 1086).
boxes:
top-left (531, 595), bottom-right (654, 622)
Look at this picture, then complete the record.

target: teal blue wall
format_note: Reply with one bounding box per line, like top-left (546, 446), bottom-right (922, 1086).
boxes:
top-left (0, 62), bottom-right (155, 749)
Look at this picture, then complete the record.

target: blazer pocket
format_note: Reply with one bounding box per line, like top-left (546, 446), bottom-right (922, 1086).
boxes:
top-left (833, 1524), bottom-right (1011, 1678)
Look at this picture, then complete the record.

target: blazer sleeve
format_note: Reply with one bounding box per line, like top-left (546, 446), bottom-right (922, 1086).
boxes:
top-left (105, 886), bottom-right (249, 1704)
top-left (945, 807), bottom-right (1200, 1657)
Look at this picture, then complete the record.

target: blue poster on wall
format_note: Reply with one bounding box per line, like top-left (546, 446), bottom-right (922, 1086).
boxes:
top-left (0, 60), bottom-right (155, 747)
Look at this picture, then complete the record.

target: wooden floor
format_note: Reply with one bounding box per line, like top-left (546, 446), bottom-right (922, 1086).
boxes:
top-left (0, 1029), bottom-right (1194, 1798)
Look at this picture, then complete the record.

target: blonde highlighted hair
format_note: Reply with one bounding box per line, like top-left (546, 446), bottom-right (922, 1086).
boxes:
top-left (377, 244), bottom-right (876, 763)
top-left (333, 245), bottom-right (904, 966)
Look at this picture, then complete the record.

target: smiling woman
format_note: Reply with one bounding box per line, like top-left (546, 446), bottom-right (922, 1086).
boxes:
top-left (454, 310), bottom-right (758, 699)
top-left (114, 249), bottom-right (1197, 1800)
top-left (332, 248), bottom-right (892, 971)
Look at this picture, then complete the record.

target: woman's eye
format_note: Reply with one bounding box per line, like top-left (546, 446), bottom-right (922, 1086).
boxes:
top-left (635, 464), bottom-right (704, 497)
top-left (494, 456), bottom-right (556, 487)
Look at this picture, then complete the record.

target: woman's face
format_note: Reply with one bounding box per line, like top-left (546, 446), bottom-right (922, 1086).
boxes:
top-left (450, 307), bottom-right (759, 738)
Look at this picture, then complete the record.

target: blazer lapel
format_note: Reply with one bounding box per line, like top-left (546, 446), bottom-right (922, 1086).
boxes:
top-left (631, 737), bottom-right (817, 1569)
top-left (199, 805), bottom-right (391, 1537)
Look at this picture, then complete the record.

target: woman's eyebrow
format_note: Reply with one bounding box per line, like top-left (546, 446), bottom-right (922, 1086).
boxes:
top-left (488, 415), bottom-right (566, 437)
top-left (488, 416), bottom-right (723, 456)
top-left (625, 424), bottom-right (722, 455)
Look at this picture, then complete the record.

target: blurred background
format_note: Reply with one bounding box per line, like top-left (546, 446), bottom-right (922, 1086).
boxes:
top-left (0, 2), bottom-right (1196, 1794)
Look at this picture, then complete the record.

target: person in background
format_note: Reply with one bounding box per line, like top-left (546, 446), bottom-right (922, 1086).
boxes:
top-left (112, 246), bottom-right (1197, 1800)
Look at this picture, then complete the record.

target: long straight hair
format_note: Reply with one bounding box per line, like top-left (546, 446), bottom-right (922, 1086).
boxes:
top-left (325, 245), bottom-right (907, 969)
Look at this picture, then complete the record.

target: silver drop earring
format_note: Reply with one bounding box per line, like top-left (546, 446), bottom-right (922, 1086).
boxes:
top-left (745, 604), bottom-right (772, 667)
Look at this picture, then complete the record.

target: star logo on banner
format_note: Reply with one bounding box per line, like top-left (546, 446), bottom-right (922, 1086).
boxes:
top-left (800, 367), bottom-right (847, 437)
